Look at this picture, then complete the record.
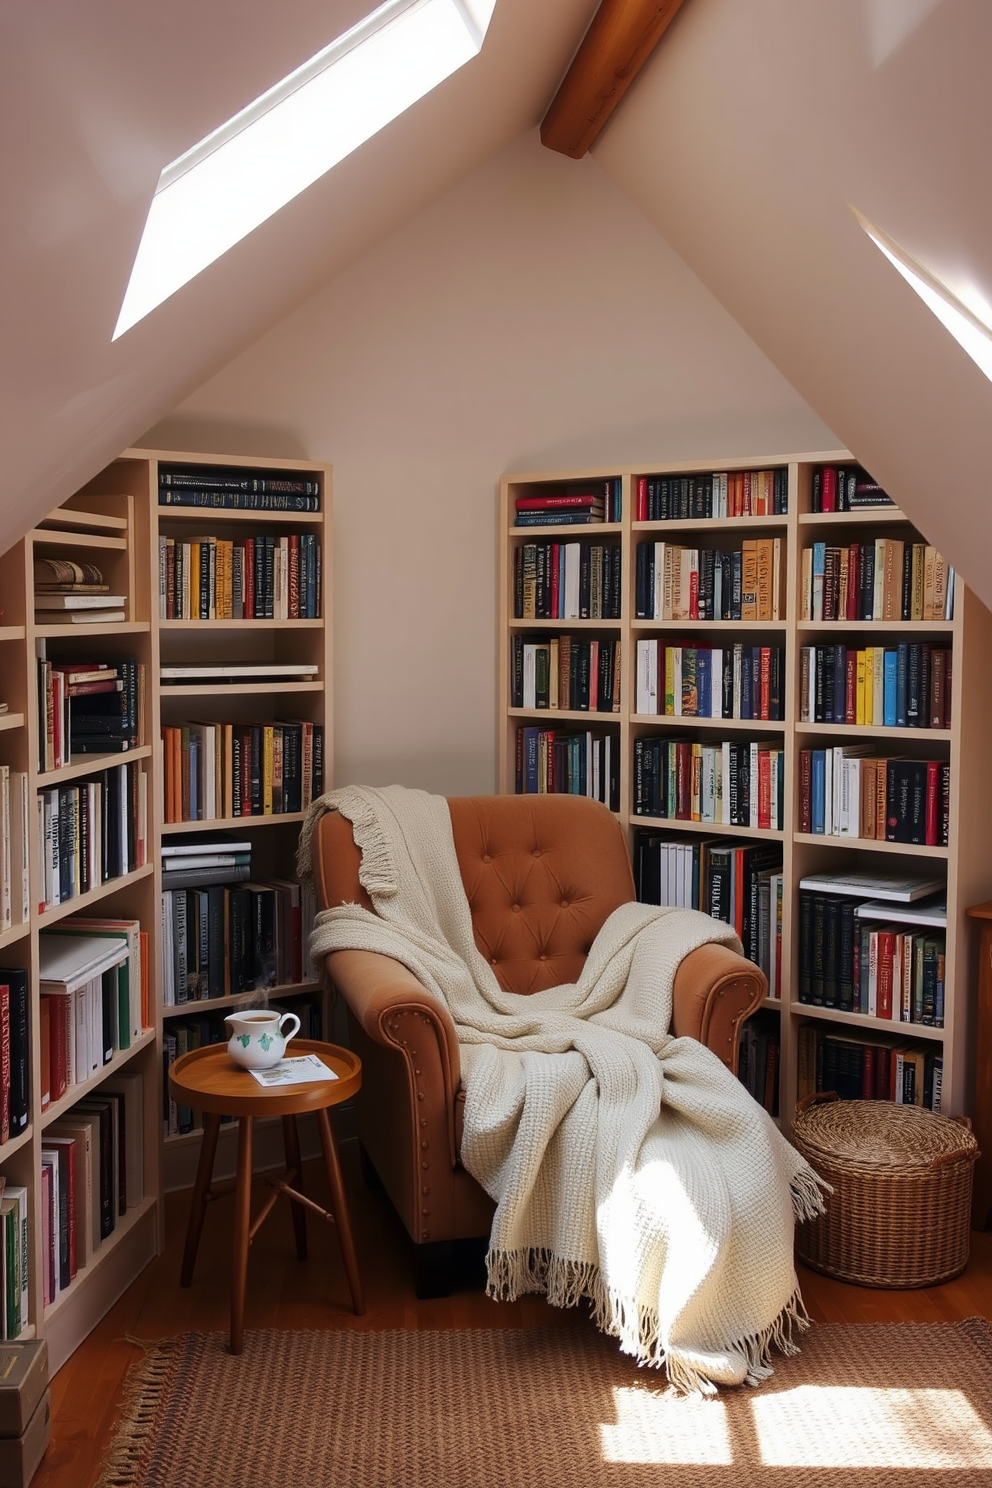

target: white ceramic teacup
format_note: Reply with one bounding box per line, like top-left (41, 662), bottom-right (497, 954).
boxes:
top-left (225, 1008), bottom-right (301, 1070)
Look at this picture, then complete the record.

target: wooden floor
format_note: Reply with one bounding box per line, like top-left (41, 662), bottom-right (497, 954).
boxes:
top-left (37, 1142), bottom-right (992, 1488)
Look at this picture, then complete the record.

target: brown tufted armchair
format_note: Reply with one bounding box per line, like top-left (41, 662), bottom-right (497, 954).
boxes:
top-left (312, 794), bottom-right (765, 1295)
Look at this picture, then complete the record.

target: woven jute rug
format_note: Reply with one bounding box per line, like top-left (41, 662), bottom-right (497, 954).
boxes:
top-left (96, 1318), bottom-right (992, 1488)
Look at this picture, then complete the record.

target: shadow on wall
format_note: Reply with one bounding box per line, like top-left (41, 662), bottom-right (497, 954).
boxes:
top-left (138, 414), bottom-right (311, 461)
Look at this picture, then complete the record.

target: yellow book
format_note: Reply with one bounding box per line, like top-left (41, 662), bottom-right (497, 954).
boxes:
top-left (190, 541), bottom-right (201, 619)
top-left (872, 647), bottom-right (885, 725)
top-left (911, 543), bottom-right (925, 620)
top-left (262, 725), bottom-right (274, 815)
top-left (855, 650), bottom-right (866, 726)
top-left (664, 646), bottom-right (675, 715)
top-left (690, 742), bottom-right (703, 821)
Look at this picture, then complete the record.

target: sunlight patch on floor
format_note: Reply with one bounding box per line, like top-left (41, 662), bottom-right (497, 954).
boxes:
top-left (751, 1386), bottom-right (992, 1468)
top-left (600, 1387), bottom-right (732, 1464)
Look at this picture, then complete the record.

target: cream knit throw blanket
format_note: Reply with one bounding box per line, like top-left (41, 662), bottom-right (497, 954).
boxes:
top-left (299, 785), bottom-right (825, 1393)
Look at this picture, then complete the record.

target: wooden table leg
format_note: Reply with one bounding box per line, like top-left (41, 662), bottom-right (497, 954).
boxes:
top-left (282, 1115), bottom-right (308, 1261)
top-left (230, 1115), bottom-right (254, 1355)
top-left (180, 1112), bottom-right (221, 1287)
top-left (317, 1107), bottom-right (365, 1316)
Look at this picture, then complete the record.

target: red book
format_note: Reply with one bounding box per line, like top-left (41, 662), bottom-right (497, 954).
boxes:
top-left (821, 465), bottom-right (837, 512)
top-left (65, 679), bottom-right (120, 697)
top-left (877, 931), bottom-right (895, 1018)
top-left (742, 471), bottom-right (752, 515)
top-left (760, 648), bottom-right (771, 720)
top-left (288, 533), bottom-right (300, 619)
top-left (689, 568), bottom-right (699, 620)
top-left (588, 642), bottom-right (599, 711)
top-left (676, 743), bottom-right (691, 819)
top-left (549, 543), bottom-right (560, 619)
top-left (925, 760), bottom-right (940, 846)
top-left (758, 750), bottom-right (772, 830)
top-left (515, 494), bottom-right (602, 511)
top-left (636, 477), bottom-right (647, 522)
top-left (847, 545), bottom-right (860, 619)
top-left (845, 655), bottom-right (857, 724)
top-left (39, 1000), bottom-right (51, 1111)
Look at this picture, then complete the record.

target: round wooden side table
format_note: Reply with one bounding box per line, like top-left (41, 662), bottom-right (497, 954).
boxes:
top-left (169, 1037), bottom-right (365, 1353)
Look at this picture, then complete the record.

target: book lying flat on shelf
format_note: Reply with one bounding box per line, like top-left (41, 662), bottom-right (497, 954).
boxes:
top-left (159, 664), bottom-right (318, 682)
top-left (161, 839), bottom-right (252, 859)
top-left (798, 871), bottom-right (945, 902)
top-left (35, 594), bottom-right (126, 610)
top-left (35, 610), bottom-right (126, 625)
top-left (39, 933), bottom-right (129, 991)
top-left (855, 898), bottom-right (948, 928)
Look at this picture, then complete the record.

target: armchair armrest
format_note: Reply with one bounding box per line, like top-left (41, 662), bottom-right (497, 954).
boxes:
top-left (326, 948), bottom-right (463, 1170)
top-left (672, 942), bottom-right (766, 1075)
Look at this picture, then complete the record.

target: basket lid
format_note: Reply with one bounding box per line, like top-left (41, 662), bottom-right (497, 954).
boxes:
top-left (793, 1098), bottom-right (978, 1172)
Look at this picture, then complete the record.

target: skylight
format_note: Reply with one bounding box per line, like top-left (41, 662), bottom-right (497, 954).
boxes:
top-left (113, 0), bottom-right (497, 339)
top-left (854, 206), bottom-right (992, 384)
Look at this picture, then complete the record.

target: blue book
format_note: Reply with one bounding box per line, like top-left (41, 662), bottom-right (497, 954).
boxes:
top-left (697, 649), bottom-right (712, 718)
top-left (896, 643), bottom-right (908, 727)
top-left (812, 543), bottom-right (826, 619)
top-left (741, 651), bottom-right (753, 720)
top-left (811, 750), bottom-right (826, 834)
top-left (883, 650), bottom-right (898, 727)
top-left (523, 728), bottom-right (539, 793)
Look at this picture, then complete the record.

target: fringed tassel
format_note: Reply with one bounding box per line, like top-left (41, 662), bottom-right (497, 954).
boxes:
top-left (792, 1163), bottom-right (831, 1223)
top-left (295, 786), bottom-right (399, 900)
top-left (486, 1247), bottom-right (813, 1397)
top-left (93, 1337), bottom-right (185, 1488)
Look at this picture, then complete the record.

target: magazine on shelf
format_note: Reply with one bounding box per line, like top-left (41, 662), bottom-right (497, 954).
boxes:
top-left (797, 871), bottom-right (945, 902)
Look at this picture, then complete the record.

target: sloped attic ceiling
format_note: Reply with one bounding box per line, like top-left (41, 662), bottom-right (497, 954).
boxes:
top-left (0, 0), bottom-right (598, 555)
top-left (594, 0), bottom-right (992, 610)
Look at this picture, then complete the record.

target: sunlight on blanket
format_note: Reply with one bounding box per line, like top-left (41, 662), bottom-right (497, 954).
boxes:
top-left (750, 1387), bottom-right (992, 1469)
top-left (600, 1387), bottom-right (732, 1465)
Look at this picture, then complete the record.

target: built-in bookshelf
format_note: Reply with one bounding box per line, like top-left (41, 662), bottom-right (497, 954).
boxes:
top-left (498, 453), bottom-right (992, 1131)
top-left (0, 447), bottom-right (331, 1371)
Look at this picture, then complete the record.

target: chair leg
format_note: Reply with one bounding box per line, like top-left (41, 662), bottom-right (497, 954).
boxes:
top-left (317, 1107), bottom-right (365, 1316)
top-left (413, 1239), bottom-right (455, 1300)
top-left (230, 1115), bottom-right (253, 1355)
top-left (282, 1115), bottom-right (308, 1261)
top-left (180, 1112), bottom-right (221, 1287)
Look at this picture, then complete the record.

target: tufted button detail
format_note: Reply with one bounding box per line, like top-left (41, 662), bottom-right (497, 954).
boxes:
top-left (539, 954), bottom-right (547, 962)
top-left (482, 854), bottom-right (491, 863)
top-left (561, 899), bottom-right (569, 908)
top-left (512, 903), bottom-right (521, 912)
top-left (491, 958), bottom-right (497, 965)
top-left (533, 849), bottom-right (542, 858)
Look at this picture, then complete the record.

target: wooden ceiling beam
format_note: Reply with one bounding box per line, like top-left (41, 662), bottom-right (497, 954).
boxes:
top-left (541, 0), bottom-right (687, 159)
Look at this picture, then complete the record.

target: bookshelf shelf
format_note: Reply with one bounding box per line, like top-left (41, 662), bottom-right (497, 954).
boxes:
top-left (791, 1002), bottom-right (946, 1041)
top-left (36, 743), bottom-right (153, 788)
top-left (36, 863), bottom-right (155, 928)
top-left (40, 1028), bottom-right (156, 1130)
top-left (162, 979), bottom-right (322, 1020)
top-left (161, 812), bottom-right (307, 835)
top-left (500, 450), bottom-right (992, 1129)
top-left (0, 446), bottom-right (332, 1373)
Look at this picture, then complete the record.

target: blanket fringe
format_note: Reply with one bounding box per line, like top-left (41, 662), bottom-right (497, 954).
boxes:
top-left (486, 1246), bottom-right (811, 1396)
top-left (296, 788), bottom-right (398, 899)
top-left (792, 1162), bottom-right (832, 1223)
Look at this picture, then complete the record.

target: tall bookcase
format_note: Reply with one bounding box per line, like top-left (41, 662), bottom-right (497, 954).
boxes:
top-left (498, 451), bottom-right (992, 1129)
top-left (0, 446), bottom-right (331, 1371)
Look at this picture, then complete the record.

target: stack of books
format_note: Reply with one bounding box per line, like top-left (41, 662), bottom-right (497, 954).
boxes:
top-left (34, 559), bottom-right (126, 625)
top-left (158, 464), bottom-right (321, 511)
top-left (37, 656), bottom-right (144, 767)
top-left (810, 464), bottom-right (894, 511)
top-left (635, 467), bottom-right (788, 520)
top-left (514, 482), bottom-right (618, 527)
top-left (38, 931), bottom-right (136, 1101)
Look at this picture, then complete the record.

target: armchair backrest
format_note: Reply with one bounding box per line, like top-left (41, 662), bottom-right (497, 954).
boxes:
top-left (312, 794), bottom-right (635, 996)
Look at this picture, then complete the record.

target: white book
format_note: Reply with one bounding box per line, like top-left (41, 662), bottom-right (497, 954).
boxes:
top-left (710, 648), bottom-right (723, 720)
top-left (721, 741), bottom-right (732, 825)
top-left (749, 742), bottom-right (759, 829)
top-left (563, 544), bottom-right (580, 619)
top-left (34, 594), bottom-right (126, 610)
top-left (161, 839), bottom-right (251, 857)
top-left (635, 640), bottom-right (654, 716)
top-left (35, 609), bottom-right (126, 624)
top-left (799, 871), bottom-right (945, 902)
top-left (855, 898), bottom-right (947, 928)
top-left (522, 645), bottom-right (536, 709)
top-left (3, 1185), bottom-right (29, 1325)
top-left (672, 647), bottom-right (683, 717)
top-left (159, 663), bottom-right (318, 679)
top-left (39, 932), bottom-right (128, 991)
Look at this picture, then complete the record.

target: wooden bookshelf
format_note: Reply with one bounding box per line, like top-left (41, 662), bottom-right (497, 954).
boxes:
top-left (0, 446), bottom-right (332, 1371)
top-left (498, 451), bottom-right (992, 1131)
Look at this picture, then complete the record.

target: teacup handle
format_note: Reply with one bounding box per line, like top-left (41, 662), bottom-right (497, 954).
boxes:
top-left (278, 1012), bottom-right (301, 1045)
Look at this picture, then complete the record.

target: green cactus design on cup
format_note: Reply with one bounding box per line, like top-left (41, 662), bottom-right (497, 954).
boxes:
top-left (259, 1033), bottom-right (273, 1052)
top-left (238, 1034), bottom-right (251, 1048)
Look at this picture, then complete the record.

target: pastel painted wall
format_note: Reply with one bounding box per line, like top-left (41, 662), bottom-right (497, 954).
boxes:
top-left (144, 131), bottom-right (835, 793)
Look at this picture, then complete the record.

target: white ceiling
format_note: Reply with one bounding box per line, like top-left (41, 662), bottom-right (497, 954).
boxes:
top-left (0, 0), bottom-right (598, 553)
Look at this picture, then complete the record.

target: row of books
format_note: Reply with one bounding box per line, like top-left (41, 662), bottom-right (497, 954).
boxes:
top-left (798, 748), bottom-right (949, 845)
top-left (0, 1181), bottom-right (28, 1338)
top-left (635, 468), bottom-right (789, 522)
top-left (37, 762), bottom-right (148, 911)
top-left (800, 539), bottom-right (954, 622)
top-left (33, 557), bottom-right (125, 627)
top-left (0, 970), bottom-right (29, 1144)
top-left (634, 540), bottom-right (782, 621)
top-left (635, 834), bottom-right (783, 995)
top-left (633, 738), bottom-right (786, 831)
top-left (798, 890), bottom-right (945, 1025)
top-left (42, 1070), bottom-right (144, 1306)
top-left (157, 533), bottom-right (321, 620)
top-left (161, 874), bottom-right (316, 1006)
top-left (511, 637), bottom-right (621, 714)
top-left (37, 657), bottom-right (145, 769)
top-left (513, 728), bottom-right (620, 811)
top-left (0, 769), bottom-right (29, 932)
top-left (512, 480), bottom-right (622, 527)
top-left (513, 542), bottom-right (621, 620)
top-left (159, 464), bottom-right (321, 510)
top-left (799, 644), bottom-right (951, 729)
top-left (39, 925), bottom-right (147, 1104)
top-left (738, 1017), bottom-right (780, 1117)
top-left (809, 464), bottom-right (893, 512)
top-left (161, 720), bottom-right (324, 823)
top-left (635, 641), bottom-right (784, 720)
top-left (163, 1001), bottom-right (322, 1135)
top-left (797, 1024), bottom-right (941, 1111)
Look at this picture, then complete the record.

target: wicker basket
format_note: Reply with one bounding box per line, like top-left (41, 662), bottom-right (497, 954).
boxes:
top-left (793, 1093), bottom-right (979, 1288)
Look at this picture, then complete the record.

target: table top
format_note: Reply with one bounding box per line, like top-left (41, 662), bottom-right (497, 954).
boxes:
top-left (168, 1038), bottom-right (362, 1116)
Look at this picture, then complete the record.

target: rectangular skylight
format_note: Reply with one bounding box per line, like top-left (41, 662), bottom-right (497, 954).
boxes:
top-left (113, 0), bottom-right (497, 339)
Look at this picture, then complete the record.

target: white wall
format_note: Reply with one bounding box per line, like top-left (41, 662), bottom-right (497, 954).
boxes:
top-left (595, 0), bottom-right (992, 610)
top-left (144, 130), bottom-right (835, 793)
